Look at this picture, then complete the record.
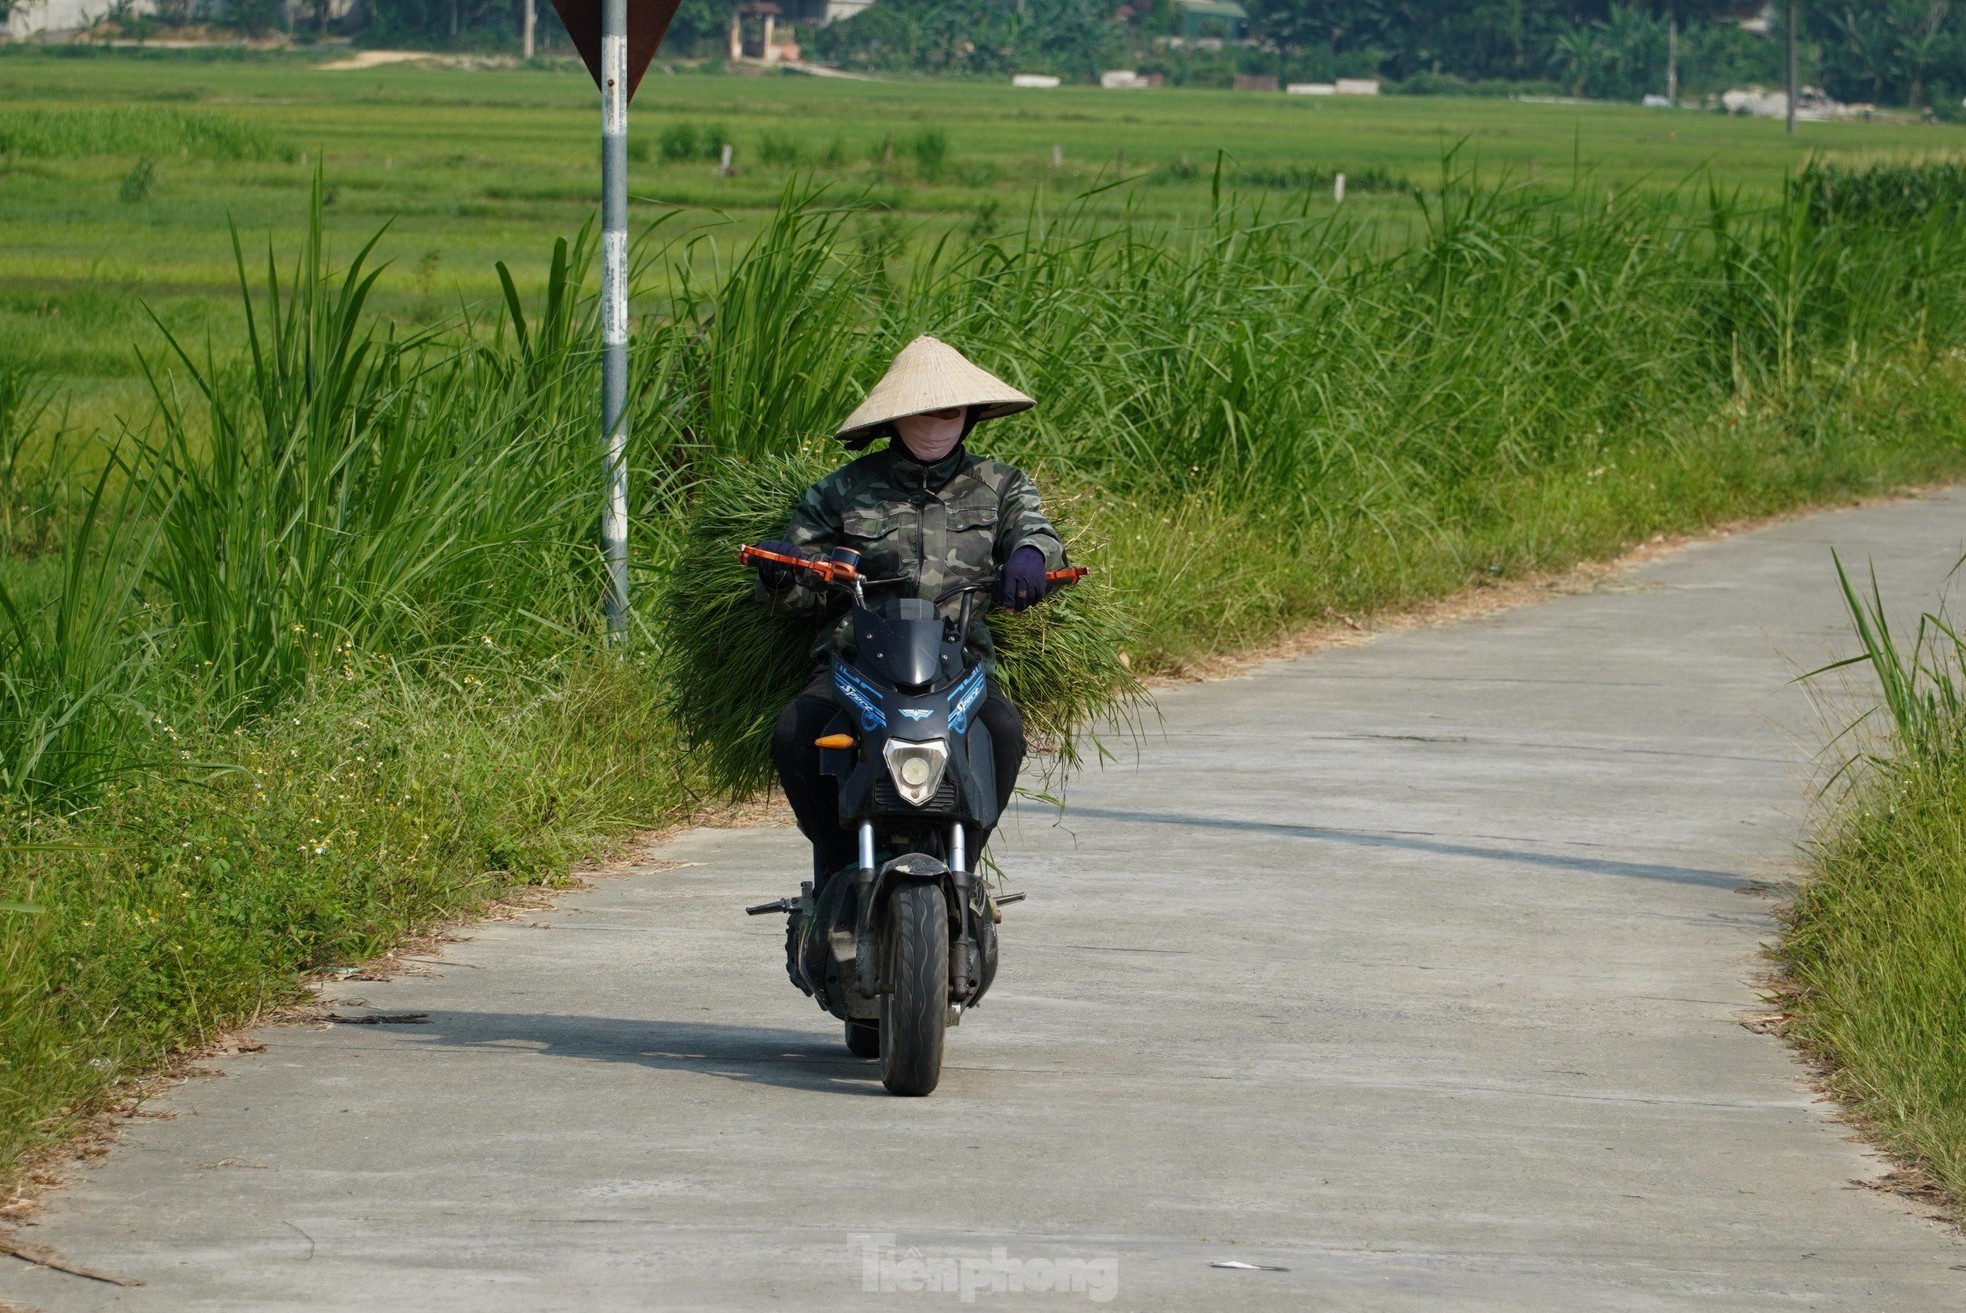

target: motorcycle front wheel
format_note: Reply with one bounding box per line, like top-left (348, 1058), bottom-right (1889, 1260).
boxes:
top-left (879, 881), bottom-right (948, 1096)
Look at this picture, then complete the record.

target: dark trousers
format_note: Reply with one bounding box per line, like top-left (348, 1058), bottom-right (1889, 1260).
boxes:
top-left (771, 672), bottom-right (1026, 881)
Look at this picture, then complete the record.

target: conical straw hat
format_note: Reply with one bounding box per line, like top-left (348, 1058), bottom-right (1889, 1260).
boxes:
top-left (834, 336), bottom-right (1035, 446)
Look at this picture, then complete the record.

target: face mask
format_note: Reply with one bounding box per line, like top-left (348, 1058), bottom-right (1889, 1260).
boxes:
top-left (894, 409), bottom-right (965, 463)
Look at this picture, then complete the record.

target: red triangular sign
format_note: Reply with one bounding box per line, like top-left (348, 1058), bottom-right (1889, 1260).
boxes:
top-left (550, 0), bottom-right (684, 104)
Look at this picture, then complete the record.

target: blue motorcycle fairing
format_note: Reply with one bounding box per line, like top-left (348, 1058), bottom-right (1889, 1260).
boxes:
top-left (833, 663), bottom-right (888, 730)
top-left (828, 593), bottom-right (1002, 829)
top-left (830, 660), bottom-right (999, 827)
top-left (948, 665), bottom-right (987, 735)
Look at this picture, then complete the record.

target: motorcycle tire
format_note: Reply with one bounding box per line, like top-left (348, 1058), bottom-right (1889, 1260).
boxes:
top-left (845, 1018), bottom-right (880, 1058)
top-left (879, 881), bottom-right (948, 1096)
top-left (785, 915), bottom-right (809, 995)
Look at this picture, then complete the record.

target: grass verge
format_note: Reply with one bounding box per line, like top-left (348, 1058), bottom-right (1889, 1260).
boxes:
top-left (0, 650), bottom-right (681, 1193)
top-left (1781, 559), bottom-right (1966, 1215)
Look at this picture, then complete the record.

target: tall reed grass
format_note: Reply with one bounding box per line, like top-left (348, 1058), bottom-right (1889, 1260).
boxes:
top-left (1784, 557), bottom-right (1966, 1208)
top-left (135, 182), bottom-right (612, 715)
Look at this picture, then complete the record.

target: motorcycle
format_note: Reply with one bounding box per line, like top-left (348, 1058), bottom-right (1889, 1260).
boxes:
top-left (739, 542), bottom-right (1084, 1096)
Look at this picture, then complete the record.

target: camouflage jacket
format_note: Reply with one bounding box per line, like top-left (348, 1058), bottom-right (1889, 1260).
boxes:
top-left (759, 443), bottom-right (1066, 666)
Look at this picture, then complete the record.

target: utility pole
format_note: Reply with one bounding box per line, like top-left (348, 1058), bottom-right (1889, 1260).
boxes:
top-left (523, 0), bottom-right (536, 59)
top-left (1786, 0), bottom-right (1798, 135)
top-left (599, 0), bottom-right (629, 636)
top-left (1666, 15), bottom-right (1677, 105)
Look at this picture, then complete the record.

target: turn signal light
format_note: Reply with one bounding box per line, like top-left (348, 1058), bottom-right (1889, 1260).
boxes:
top-left (814, 733), bottom-right (857, 749)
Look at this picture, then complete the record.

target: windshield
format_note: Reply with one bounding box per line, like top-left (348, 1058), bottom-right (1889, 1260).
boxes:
top-left (852, 597), bottom-right (948, 688)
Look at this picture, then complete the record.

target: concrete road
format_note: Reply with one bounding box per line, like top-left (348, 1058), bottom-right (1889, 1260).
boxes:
top-left (7, 492), bottom-right (1966, 1312)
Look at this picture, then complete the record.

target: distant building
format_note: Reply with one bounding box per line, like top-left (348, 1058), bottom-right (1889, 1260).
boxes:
top-left (7, 0), bottom-right (169, 38)
top-left (1721, 84), bottom-right (1840, 119)
top-left (1735, 2), bottom-right (1776, 36)
top-left (732, 0), bottom-right (840, 61)
top-left (1173, 0), bottom-right (1247, 41)
top-left (5, 0), bottom-right (358, 39)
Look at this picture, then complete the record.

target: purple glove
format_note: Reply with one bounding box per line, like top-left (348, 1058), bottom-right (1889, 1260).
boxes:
top-left (755, 540), bottom-right (808, 593)
top-left (996, 546), bottom-right (1048, 611)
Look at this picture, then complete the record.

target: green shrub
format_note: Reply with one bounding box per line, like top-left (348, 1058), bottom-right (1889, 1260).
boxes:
top-left (118, 156), bottom-right (156, 203)
top-left (909, 128), bottom-right (949, 178)
top-left (656, 120), bottom-right (727, 163)
top-left (757, 129), bottom-right (803, 166)
top-left (657, 120), bottom-right (698, 161)
top-left (1795, 159), bottom-right (1966, 227)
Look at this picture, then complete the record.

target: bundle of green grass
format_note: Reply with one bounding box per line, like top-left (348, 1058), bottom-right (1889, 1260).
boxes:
top-left (660, 447), bottom-right (1145, 800)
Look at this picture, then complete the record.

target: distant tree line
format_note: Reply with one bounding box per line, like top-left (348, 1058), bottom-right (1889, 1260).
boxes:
top-left (816, 0), bottom-right (1966, 109)
top-left (231, 0), bottom-right (1966, 110)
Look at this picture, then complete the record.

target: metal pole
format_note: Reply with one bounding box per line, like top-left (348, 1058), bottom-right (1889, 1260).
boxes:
top-left (1785, 0), bottom-right (1798, 136)
top-left (601, 0), bottom-right (630, 637)
top-left (1666, 16), bottom-right (1677, 106)
top-left (523, 0), bottom-right (536, 60)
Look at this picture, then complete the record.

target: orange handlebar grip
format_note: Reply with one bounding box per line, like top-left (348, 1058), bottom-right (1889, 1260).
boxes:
top-left (737, 544), bottom-right (857, 584)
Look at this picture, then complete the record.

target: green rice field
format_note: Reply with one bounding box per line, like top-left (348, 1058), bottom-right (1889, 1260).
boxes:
top-left (5, 47), bottom-right (1965, 428)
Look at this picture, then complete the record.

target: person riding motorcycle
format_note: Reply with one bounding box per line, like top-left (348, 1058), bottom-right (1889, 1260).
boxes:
top-left (755, 336), bottom-right (1066, 884)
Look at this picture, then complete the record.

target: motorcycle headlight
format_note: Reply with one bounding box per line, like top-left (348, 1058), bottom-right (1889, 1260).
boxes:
top-left (883, 738), bottom-right (949, 807)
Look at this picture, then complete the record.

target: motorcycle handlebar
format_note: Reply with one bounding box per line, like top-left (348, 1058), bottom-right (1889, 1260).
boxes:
top-left (742, 544), bottom-right (1087, 598)
top-left (737, 544), bottom-right (858, 585)
top-left (933, 567), bottom-right (1088, 606)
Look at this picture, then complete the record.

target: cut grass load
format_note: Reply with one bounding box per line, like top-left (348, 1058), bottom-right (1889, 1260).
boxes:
top-left (7, 137), bottom-right (1966, 1199)
top-left (661, 449), bottom-right (1142, 799)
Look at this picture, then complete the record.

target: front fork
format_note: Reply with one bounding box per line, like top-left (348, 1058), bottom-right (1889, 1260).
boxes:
top-left (851, 820), bottom-right (985, 1006)
top-left (852, 820), bottom-right (879, 997)
top-left (948, 822), bottom-right (983, 1003)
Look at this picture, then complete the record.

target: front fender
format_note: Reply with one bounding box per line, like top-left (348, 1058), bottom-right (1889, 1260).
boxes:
top-left (855, 853), bottom-right (951, 998)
